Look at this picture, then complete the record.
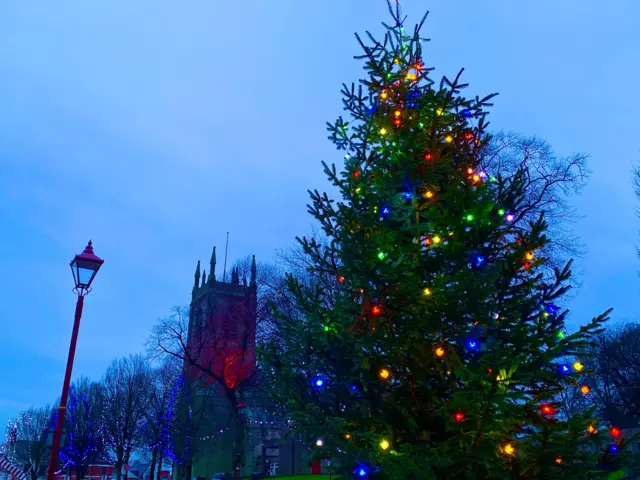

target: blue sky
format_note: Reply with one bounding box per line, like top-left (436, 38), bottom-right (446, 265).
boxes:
top-left (0, 0), bottom-right (638, 429)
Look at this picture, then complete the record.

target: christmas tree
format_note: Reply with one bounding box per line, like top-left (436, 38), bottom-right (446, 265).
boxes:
top-left (263, 3), bottom-right (621, 479)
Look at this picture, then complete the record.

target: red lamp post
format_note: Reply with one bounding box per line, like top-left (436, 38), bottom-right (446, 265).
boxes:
top-left (46, 241), bottom-right (104, 480)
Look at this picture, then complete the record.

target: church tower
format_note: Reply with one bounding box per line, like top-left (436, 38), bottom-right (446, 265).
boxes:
top-left (187, 246), bottom-right (258, 387)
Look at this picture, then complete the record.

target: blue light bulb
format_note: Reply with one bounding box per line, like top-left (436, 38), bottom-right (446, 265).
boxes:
top-left (462, 109), bottom-right (471, 117)
top-left (559, 364), bottom-right (571, 374)
top-left (466, 339), bottom-right (479, 351)
top-left (403, 191), bottom-right (413, 199)
top-left (314, 378), bottom-right (324, 387)
top-left (609, 444), bottom-right (619, 455)
top-left (357, 467), bottom-right (368, 477)
top-left (475, 255), bottom-right (485, 266)
top-left (381, 206), bottom-right (390, 216)
top-left (546, 304), bottom-right (559, 315)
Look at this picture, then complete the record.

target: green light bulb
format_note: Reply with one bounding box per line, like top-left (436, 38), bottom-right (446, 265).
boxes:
top-left (466, 214), bottom-right (474, 222)
top-left (378, 252), bottom-right (386, 260)
top-left (498, 209), bottom-right (505, 216)
top-left (557, 331), bottom-right (566, 339)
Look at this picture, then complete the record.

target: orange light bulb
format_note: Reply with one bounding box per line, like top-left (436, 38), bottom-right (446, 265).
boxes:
top-left (379, 368), bottom-right (390, 380)
top-left (435, 347), bottom-right (445, 357)
top-left (425, 190), bottom-right (434, 199)
top-left (580, 385), bottom-right (590, 395)
top-left (503, 443), bottom-right (515, 456)
top-left (555, 457), bottom-right (562, 465)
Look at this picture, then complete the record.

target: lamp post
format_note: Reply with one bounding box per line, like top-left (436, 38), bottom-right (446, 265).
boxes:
top-left (46, 241), bottom-right (104, 480)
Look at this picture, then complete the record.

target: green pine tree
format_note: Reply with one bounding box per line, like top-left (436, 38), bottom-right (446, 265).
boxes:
top-left (263, 3), bottom-right (619, 479)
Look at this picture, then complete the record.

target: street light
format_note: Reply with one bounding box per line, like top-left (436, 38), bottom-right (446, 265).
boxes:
top-left (46, 241), bottom-right (104, 480)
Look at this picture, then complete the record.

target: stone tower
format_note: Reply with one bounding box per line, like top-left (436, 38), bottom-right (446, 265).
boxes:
top-left (184, 247), bottom-right (259, 478)
top-left (187, 247), bottom-right (258, 387)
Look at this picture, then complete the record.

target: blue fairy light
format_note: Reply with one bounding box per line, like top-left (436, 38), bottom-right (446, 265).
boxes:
top-left (546, 304), bottom-right (559, 315)
top-left (381, 206), bottom-right (390, 216)
top-left (462, 109), bottom-right (472, 117)
top-left (466, 339), bottom-right (479, 351)
top-left (559, 364), bottom-right (571, 375)
top-left (609, 444), bottom-right (619, 455)
top-left (314, 378), bottom-right (324, 387)
top-left (475, 255), bottom-right (485, 267)
top-left (355, 466), bottom-right (368, 477)
top-left (403, 191), bottom-right (413, 199)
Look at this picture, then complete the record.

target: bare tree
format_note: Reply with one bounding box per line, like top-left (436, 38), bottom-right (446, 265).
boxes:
top-left (585, 323), bottom-right (640, 428)
top-left (3, 406), bottom-right (54, 480)
top-left (102, 355), bottom-right (151, 480)
top-left (481, 131), bottom-right (590, 267)
top-left (148, 301), bottom-right (257, 477)
top-left (140, 359), bottom-right (180, 480)
top-left (60, 378), bottom-right (108, 480)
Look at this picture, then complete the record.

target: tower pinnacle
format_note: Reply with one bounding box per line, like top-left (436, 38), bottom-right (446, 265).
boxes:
top-left (209, 246), bottom-right (216, 285)
top-left (193, 260), bottom-right (201, 289)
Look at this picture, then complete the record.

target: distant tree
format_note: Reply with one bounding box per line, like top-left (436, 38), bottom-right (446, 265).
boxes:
top-left (102, 355), bottom-right (151, 480)
top-left (3, 406), bottom-right (54, 480)
top-left (139, 359), bottom-right (180, 480)
top-left (60, 378), bottom-right (108, 480)
top-left (481, 131), bottom-right (589, 268)
top-left (586, 323), bottom-right (640, 428)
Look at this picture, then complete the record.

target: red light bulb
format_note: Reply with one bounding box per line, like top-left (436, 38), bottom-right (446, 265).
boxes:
top-left (371, 305), bottom-right (381, 316)
top-left (454, 412), bottom-right (465, 422)
top-left (353, 171), bottom-right (360, 178)
top-left (424, 153), bottom-right (432, 161)
top-left (337, 275), bottom-right (345, 283)
top-left (540, 404), bottom-right (555, 416)
top-left (610, 427), bottom-right (621, 438)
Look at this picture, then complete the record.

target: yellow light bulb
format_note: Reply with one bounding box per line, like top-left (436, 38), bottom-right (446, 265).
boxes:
top-left (355, 188), bottom-right (361, 193)
top-left (394, 110), bottom-right (402, 117)
top-left (436, 108), bottom-right (443, 116)
top-left (380, 128), bottom-right (387, 135)
top-left (573, 361), bottom-right (584, 372)
top-left (423, 288), bottom-right (432, 296)
top-left (526, 252), bottom-right (534, 261)
top-left (445, 135), bottom-right (453, 143)
top-left (344, 434), bottom-right (351, 440)
top-left (433, 235), bottom-right (441, 244)
top-left (381, 91), bottom-right (388, 99)
top-left (503, 443), bottom-right (515, 456)
top-left (587, 424), bottom-right (597, 434)
top-left (380, 439), bottom-right (390, 451)
top-left (425, 190), bottom-right (434, 199)
top-left (406, 73), bottom-right (417, 80)
top-left (379, 368), bottom-right (390, 380)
